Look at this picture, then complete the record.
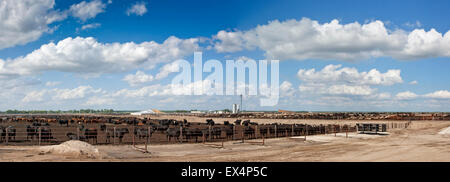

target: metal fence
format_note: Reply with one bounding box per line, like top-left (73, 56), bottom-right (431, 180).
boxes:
top-left (0, 121), bottom-right (360, 148)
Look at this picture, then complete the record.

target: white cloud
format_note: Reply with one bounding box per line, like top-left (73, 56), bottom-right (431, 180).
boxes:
top-left (126, 1), bottom-right (148, 16)
top-left (52, 85), bottom-right (102, 100)
top-left (327, 85), bottom-right (375, 96)
top-left (409, 80), bottom-right (418, 85)
top-left (22, 90), bottom-right (47, 102)
top-left (155, 61), bottom-right (181, 80)
top-left (0, 0), bottom-right (66, 50)
top-left (123, 71), bottom-right (154, 86)
top-left (80, 23), bottom-right (101, 30)
top-left (423, 90), bottom-right (450, 99)
top-left (69, 0), bottom-right (107, 22)
top-left (297, 64), bottom-right (403, 99)
top-left (84, 96), bottom-right (114, 106)
top-left (0, 36), bottom-right (199, 77)
top-left (213, 18), bottom-right (450, 61)
top-left (45, 81), bottom-right (61, 87)
top-left (280, 81), bottom-right (295, 97)
top-left (396, 91), bottom-right (418, 100)
top-left (297, 64), bottom-right (403, 86)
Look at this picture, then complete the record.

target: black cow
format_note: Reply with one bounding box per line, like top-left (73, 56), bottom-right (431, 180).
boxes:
top-left (103, 127), bottom-right (129, 143)
top-left (26, 125), bottom-right (39, 140)
top-left (1, 126), bottom-right (16, 141)
top-left (83, 128), bottom-right (98, 144)
top-left (134, 127), bottom-right (154, 142)
top-left (59, 119), bottom-right (69, 127)
top-left (39, 127), bottom-right (53, 142)
top-left (206, 119), bottom-right (215, 126)
top-left (166, 127), bottom-right (180, 142)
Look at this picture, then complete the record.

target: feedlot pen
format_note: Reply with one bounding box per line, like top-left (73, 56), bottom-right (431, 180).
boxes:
top-left (0, 115), bottom-right (409, 147)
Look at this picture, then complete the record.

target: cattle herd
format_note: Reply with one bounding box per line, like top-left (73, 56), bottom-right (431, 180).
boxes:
top-left (0, 115), bottom-right (356, 145)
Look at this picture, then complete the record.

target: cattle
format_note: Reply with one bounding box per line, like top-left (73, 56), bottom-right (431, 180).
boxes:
top-left (154, 124), bottom-right (169, 132)
top-left (223, 125), bottom-right (234, 140)
top-left (183, 128), bottom-right (203, 142)
top-left (166, 127), bottom-right (180, 142)
top-left (39, 127), bottom-right (53, 142)
top-left (58, 119), bottom-right (69, 127)
top-left (243, 126), bottom-right (255, 139)
top-left (234, 119), bottom-right (242, 125)
top-left (1, 126), bottom-right (16, 141)
top-left (210, 127), bottom-right (222, 139)
top-left (83, 128), bottom-right (98, 144)
top-left (134, 127), bottom-right (154, 142)
top-left (66, 132), bottom-right (78, 140)
top-left (206, 119), bottom-right (215, 126)
top-left (102, 127), bottom-right (129, 144)
top-left (26, 125), bottom-right (39, 140)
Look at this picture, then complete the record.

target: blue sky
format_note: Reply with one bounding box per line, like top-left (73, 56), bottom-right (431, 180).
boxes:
top-left (0, 0), bottom-right (449, 112)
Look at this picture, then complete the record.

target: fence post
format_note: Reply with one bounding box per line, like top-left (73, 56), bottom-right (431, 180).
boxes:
top-left (132, 125), bottom-right (135, 148)
top-left (38, 127), bottom-right (41, 146)
top-left (113, 127), bottom-right (116, 145)
top-left (232, 125), bottom-right (236, 140)
top-left (262, 134), bottom-right (265, 145)
top-left (346, 125), bottom-right (348, 138)
top-left (275, 125), bottom-right (277, 138)
top-left (179, 126), bottom-right (183, 143)
top-left (304, 125), bottom-right (307, 141)
top-left (77, 127), bottom-right (80, 140)
top-left (208, 125), bottom-right (211, 141)
top-left (5, 127), bottom-right (8, 145)
top-left (147, 126), bottom-right (151, 143)
top-left (334, 125), bottom-right (337, 137)
top-left (291, 125), bottom-right (294, 136)
top-left (241, 127), bottom-right (244, 143)
top-left (255, 125), bottom-right (258, 139)
top-left (202, 133), bottom-right (205, 144)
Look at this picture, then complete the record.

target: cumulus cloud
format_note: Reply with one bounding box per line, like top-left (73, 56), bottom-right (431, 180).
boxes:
top-left (297, 64), bottom-right (402, 97)
top-left (280, 81), bottom-right (295, 97)
top-left (126, 1), bottom-right (148, 16)
top-left (297, 64), bottom-right (403, 86)
top-left (0, 36), bottom-right (199, 78)
top-left (123, 71), bottom-right (154, 86)
top-left (423, 90), bottom-right (450, 99)
top-left (22, 90), bottom-right (47, 102)
top-left (69, 0), bottom-right (107, 22)
top-left (409, 80), bottom-right (418, 85)
top-left (155, 61), bottom-right (181, 80)
top-left (396, 91), bottom-right (418, 100)
top-left (0, 0), bottom-right (66, 50)
top-left (22, 85), bottom-right (104, 103)
top-left (45, 81), bottom-right (61, 87)
top-left (212, 18), bottom-right (450, 61)
top-left (52, 86), bottom-right (102, 100)
top-left (327, 85), bottom-right (375, 96)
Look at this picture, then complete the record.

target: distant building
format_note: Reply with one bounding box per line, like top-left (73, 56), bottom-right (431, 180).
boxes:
top-left (232, 104), bottom-right (240, 114)
top-left (130, 109), bottom-right (156, 115)
top-left (190, 110), bottom-right (204, 114)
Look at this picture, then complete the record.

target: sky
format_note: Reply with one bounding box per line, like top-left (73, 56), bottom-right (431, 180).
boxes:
top-left (0, 0), bottom-right (450, 112)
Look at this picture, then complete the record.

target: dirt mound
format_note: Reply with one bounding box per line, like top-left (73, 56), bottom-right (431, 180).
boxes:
top-left (38, 140), bottom-right (105, 158)
top-left (438, 126), bottom-right (450, 135)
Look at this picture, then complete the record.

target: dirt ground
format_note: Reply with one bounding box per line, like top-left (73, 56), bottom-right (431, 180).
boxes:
top-left (1, 119), bottom-right (449, 162)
